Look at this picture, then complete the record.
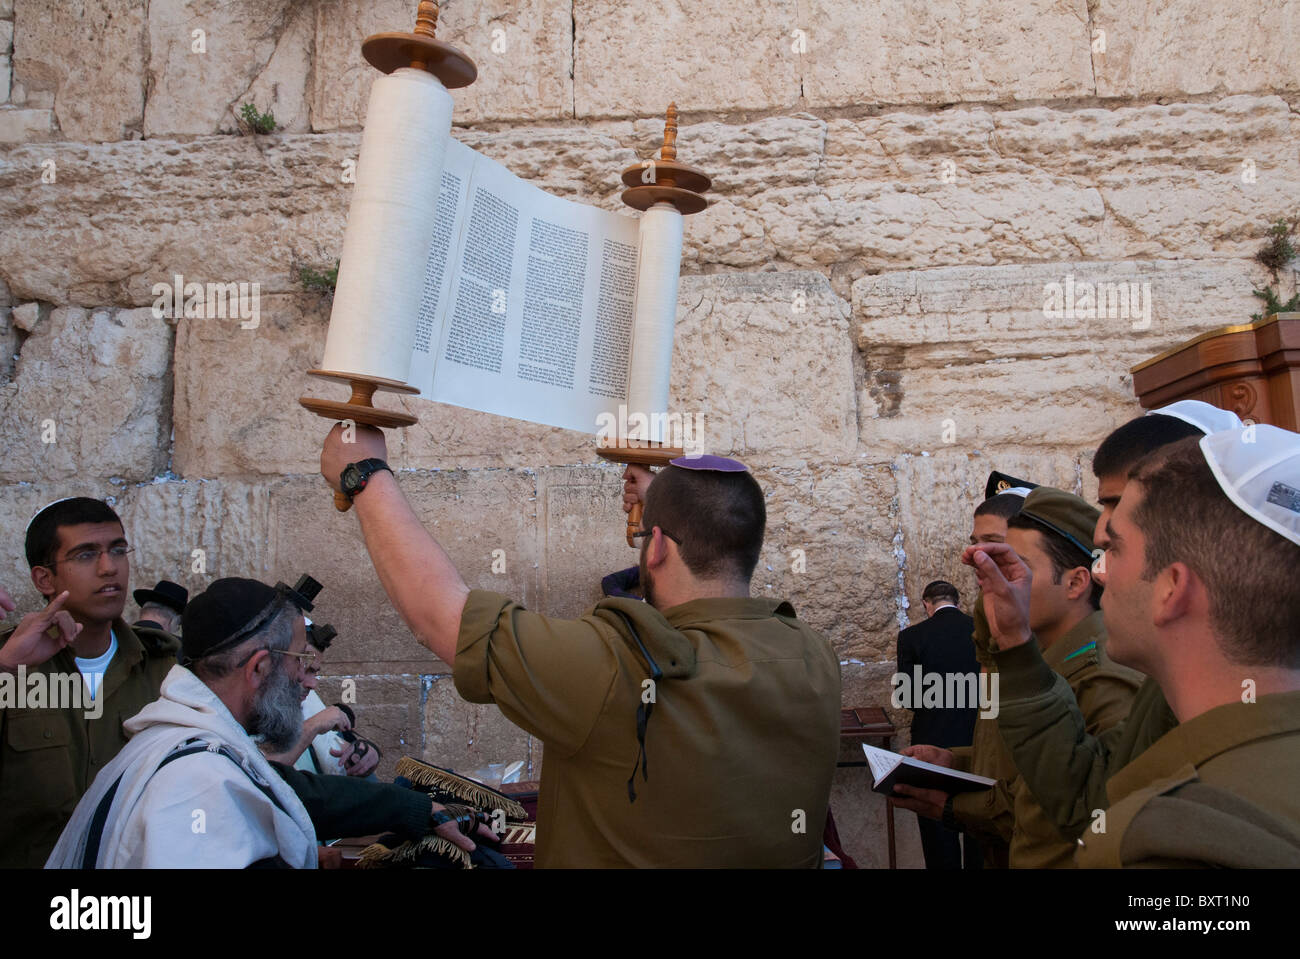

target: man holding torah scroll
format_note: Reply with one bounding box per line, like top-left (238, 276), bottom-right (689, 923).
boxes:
top-left (320, 426), bottom-right (841, 868)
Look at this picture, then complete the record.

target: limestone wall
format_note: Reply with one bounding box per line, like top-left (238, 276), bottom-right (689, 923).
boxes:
top-left (1, 0), bottom-right (1296, 867)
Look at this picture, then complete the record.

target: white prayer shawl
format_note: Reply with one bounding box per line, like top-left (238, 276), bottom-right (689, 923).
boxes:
top-left (46, 665), bottom-right (318, 869)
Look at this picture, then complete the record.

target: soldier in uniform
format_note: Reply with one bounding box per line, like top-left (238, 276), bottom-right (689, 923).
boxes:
top-left (895, 488), bottom-right (1141, 867)
top-left (0, 498), bottom-right (179, 867)
top-left (319, 424), bottom-right (842, 868)
top-left (984, 401), bottom-right (1238, 841)
top-left (969, 425), bottom-right (1300, 867)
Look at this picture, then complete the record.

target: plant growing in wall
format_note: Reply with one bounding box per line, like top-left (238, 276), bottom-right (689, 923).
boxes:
top-left (298, 261), bottom-right (340, 299)
top-left (239, 102), bottom-right (278, 135)
top-left (1251, 217), bottom-right (1300, 321)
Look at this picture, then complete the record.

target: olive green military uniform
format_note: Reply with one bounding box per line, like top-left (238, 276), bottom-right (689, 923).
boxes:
top-left (949, 608), bottom-right (1141, 867)
top-left (1076, 691), bottom-right (1300, 867)
top-left (947, 598), bottom-right (1016, 866)
top-left (992, 640), bottom-right (1179, 840)
top-left (0, 620), bottom-right (178, 868)
top-left (454, 590), bottom-right (842, 868)
top-left (1006, 611), bottom-right (1141, 867)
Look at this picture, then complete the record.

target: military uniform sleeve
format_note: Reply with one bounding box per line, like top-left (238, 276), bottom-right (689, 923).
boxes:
top-left (270, 762), bottom-right (430, 841)
top-left (948, 745), bottom-right (973, 773)
top-left (453, 589), bottom-right (621, 757)
top-left (951, 776), bottom-right (1016, 844)
top-left (993, 640), bottom-right (1122, 839)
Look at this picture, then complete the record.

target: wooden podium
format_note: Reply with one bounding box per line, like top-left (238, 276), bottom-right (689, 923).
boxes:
top-left (1131, 313), bottom-right (1300, 429)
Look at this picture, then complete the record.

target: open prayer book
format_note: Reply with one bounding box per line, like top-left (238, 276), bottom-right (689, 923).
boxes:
top-left (863, 744), bottom-right (996, 795)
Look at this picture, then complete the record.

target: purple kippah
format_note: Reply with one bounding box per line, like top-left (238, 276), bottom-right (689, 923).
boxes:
top-left (670, 454), bottom-right (748, 472)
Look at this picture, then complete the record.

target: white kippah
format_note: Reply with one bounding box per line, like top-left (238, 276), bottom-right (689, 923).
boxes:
top-left (24, 497), bottom-right (78, 536)
top-left (1200, 424), bottom-right (1300, 548)
top-left (1003, 486), bottom-right (1033, 499)
top-left (1150, 400), bottom-right (1243, 435)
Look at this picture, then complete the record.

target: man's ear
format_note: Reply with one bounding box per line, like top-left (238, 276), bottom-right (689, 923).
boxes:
top-left (31, 565), bottom-right (55, 601)
top-left (1151, 561), bottom-right (1197, 628)
top-left (242, 648), bottom-right (272, 689)
top-left (645, 527), bottom-right (672, 570)
top-left (1064, 566), bottom-right (1092, 602)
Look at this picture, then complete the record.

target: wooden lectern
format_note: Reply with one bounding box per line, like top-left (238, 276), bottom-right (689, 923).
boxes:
top-left (1131, 313), bottom-right (1300, 429)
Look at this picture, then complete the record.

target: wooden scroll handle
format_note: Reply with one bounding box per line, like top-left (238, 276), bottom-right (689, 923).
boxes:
top-left (626, 502), bottom-right (645, 549)
top-left (299, 371), bottom-right (419, 513)
top-left (594, 442), bottom-right (684, 547)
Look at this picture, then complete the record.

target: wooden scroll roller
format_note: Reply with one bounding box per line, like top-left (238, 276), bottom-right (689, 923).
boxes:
top-left (596, 105), bottom-right (711, 546)
top-left (299, 1), bottom-right (477, 512)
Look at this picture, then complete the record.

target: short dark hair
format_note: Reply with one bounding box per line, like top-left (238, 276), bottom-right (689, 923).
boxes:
top-left (25, 497), bottom-right (123, 569)
top-left (1131, 437), bottom-right (1300, 668)
top-left (922, 580), bottom-right (960, 606)
top-left (1008, 514), bottom-right (1102, 610)
top-left (974, 492), bottom-right (1025, 521)
top-left (641, 465), bottom-right (766, 582)
top-left (1092, 413), bottom-right (1202, 479)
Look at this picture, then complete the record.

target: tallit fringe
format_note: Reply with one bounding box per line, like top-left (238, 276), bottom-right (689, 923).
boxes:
top-left (394, 757), bottom-right (527, 819)
top-left (356, 835), bottom-right (472, 869)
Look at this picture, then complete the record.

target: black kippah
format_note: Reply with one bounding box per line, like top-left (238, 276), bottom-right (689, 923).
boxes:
top-left (180, 578), bottom-right (285, 665)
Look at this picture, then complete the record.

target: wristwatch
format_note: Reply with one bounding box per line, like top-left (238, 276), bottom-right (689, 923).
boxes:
top-left (339, 458), bottom-right (392, 501)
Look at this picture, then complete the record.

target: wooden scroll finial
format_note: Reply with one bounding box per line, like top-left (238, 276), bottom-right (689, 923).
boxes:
top-left (598, 106), bottom-right (714, 545)
top-left (299, 1), bottom-right (480, 512)
top-left (360, 0), bottom-right (477, 87)
top-left (619, 103), bottom-right (712, 215)
top-left (661, 103), bottom-right (678, 162)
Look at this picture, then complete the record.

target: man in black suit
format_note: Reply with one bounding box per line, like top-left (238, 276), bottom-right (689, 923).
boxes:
top-left (896, 580), bottom-right (979, 869)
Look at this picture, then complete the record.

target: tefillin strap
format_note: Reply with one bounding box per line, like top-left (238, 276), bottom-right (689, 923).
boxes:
top-left (606, 609), bottom-right (664, 804)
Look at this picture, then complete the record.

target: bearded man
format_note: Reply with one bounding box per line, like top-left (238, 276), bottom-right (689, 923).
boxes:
top-left (47, 578), bottom-right (327, 868)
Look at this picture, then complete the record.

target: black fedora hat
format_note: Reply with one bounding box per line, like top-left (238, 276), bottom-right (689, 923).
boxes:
top-left (133, 580), bottom-right (189, 615)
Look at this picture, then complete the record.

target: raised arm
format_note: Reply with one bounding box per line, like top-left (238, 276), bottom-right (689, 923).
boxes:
top-left (320, 424), bottom-right (469, 664)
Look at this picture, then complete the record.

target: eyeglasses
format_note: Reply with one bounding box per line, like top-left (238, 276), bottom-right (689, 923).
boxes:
top-left (631, 527), bottom-right (681, 545)
top-left (46, 545), bottom-right (134, 568)
top-left (235, 646), bottom-right (318, 670)
top-left (273, 649), bottom-right (320, 670)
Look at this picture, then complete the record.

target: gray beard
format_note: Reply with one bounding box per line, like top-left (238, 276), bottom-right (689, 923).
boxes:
top-left (249, 661), bottom-right (304, 751)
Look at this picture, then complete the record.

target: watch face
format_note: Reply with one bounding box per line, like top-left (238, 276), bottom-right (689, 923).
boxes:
top-left (342, 465), bottom-right (362, 493)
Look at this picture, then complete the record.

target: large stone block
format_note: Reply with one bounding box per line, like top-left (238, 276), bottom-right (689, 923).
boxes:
top-left (114, 478), bottom-right (276, 598)
top-left (264, 471), bottom-right (543, 670)
top-left (3, 97), bottom-right (1295, 305)
top-left (311, 0), bottom-right (573, 131)
top-left (891, 449), bottom-right (1090, 624)
top-left (144, 0), bottom-right (314, 137)
top-left (1091, 0), bottom-right (1300, 98)
top-left (0, 134), bottom-right (355, 305)
top-left (801, 0), bottom-right (1095, 108)
top-left (671, 273), bottom-right (857, 464)
top-left (573, 0), bottom-right (802, 117)
top-left (756, 463), bottom-right (899, 661)
top-left (422, 674), bottom-right (534, 774)
top-left (853, 259), bottom-right (1262, 453)
top-left (0, 307), bottom-right (171, 484)
top-left (12, 0), bottom-right (145, 141)
top-left (536, 464), bottom-right (636, 620)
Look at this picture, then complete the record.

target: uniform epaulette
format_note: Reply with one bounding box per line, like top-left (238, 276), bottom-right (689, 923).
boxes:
top-left (1063, 640), bottom-right (1097, 662)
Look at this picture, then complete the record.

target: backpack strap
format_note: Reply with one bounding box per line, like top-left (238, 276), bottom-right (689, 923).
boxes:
top-left (81, 739), bottom-right (289, 869)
